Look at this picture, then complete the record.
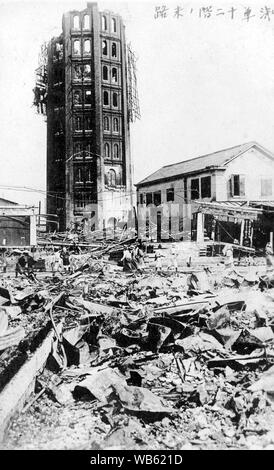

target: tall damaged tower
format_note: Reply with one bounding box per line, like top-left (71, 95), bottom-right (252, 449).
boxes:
top-left (43, 2), bottom-right (139, 232)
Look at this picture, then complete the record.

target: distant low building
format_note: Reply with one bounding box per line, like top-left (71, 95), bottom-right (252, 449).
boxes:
top-left (135, 142), bottom-right (274, 248)
top-left (0, 198), bottom-right (37, 247)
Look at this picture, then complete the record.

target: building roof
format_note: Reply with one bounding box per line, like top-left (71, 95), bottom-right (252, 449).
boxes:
top-left (0, 197), bottom-right (19, 206)
top-left (136, 141), bottom-right (274, 187)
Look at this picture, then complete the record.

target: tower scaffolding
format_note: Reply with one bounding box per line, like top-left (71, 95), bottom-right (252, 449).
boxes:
top-left (127, 43), bottom-right (141, 122)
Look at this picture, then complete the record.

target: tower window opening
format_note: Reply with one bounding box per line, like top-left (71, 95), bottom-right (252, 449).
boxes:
top-left (102, 40), bottom-right (108, 56)
top-left (102, 15), bottom-right (107, 31)
top-left (104, 116), bottom-right (110, 131)
top-left (83, 14), bottom-right (90, 29)
top-left (103, 90), bottom-right (109, 106)
top-left (73, 15), bottom-right (80, 30)
top-left (112, 18), bottom-right (117, 33)
top-left (112, 92), bottom-right (118, 108)
top-left (111, 42), bottom-right (117, 58)
top-left (103, 65), bottom-right (108, 81)
top-left (111, 67), bottom-right (118, 83)
top-left (104, 142), bottom-right (110, 158)
top-left (113, 117), bottom-right (119, 132)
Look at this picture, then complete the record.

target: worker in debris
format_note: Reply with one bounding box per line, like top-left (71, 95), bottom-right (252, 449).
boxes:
top-left (60, 247), bottom-right (70, 273)
top-left (15, 252), bottom-right (27, 278)
top-left (25, 252), bottom-right (37, 282)
top-left (51, 248), bottom-right (62, 275)
top-left (168, 244), bottom-right (178, 273)
top-left (121, 246), bottom-right (132, 271)
top-left (154, 250), bottom-right (163, 272)
top-left (222, 244), bottom-right (234, 269)
top-left (265, 242), bottom-right (274, 272)
top-left (131, 243), bottom-right (145, 272)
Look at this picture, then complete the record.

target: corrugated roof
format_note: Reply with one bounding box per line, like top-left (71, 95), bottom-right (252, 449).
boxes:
top-left (136, 141), bottom-right (271, 187)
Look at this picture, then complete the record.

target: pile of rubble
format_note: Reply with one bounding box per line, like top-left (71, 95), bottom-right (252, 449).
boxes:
top-left (1, 252), bottom-right (274, 449)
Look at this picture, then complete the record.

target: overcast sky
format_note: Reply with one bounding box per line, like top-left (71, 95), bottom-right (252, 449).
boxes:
top-left (0, 0), bottom-right (274, 209)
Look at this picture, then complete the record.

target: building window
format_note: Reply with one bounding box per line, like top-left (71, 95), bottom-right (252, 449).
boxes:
top-left (103, 90), bottom-right (109, 106)
top-left (146, 193), bottom-right (152, 205)
top-left (108, 169), bottom-right (116, 186)
top-left (166, 188), bottom-right (174, 202)
top-left (73, 90), bottom-right (82, 105)
top-left (74, 116), bottom-right (82, 131)
top-left (111, 42), bottom-right (117, 58)
top-left (104, 143), bottom-right (110, 158)
top-left (154, 191), bottom-right (161, 206)
top-left (85, 116), bottom-right (92, 131)
top-left (191, 178), bottom-right (200, 200)
top-left (102, 40), bottom-right (108, 55)
top-left (112, 18), bottom-right (117, 32)
top-left (104, 116), bottom-right (110, 131)
top-left (83, 14), bottom-right (90, 29)
top-left (84, 39), bottom-right (91, 54)
top-left (111, 67), bottom-right (118, 84)
top-left (261, 178), bottom-right (272, 197)
top-left (73, 15), bottom-right (80, 30)
top-left (103, 65), bottom-right (108, 81)
top-left (102, 15), bottom-right (107, 31)
top-left (73, 40), bottom-right (80, 55)
top-left (112, 92), bottom-right (118, 108)
top-left (140, 193), bottom-right (144, 204)
top-left (201, 176), bottom-right (211, 198)
top-left (229, 174), bottom-right (245, 197)
top-left (73, 64), bottom-right (82, 80)
top-left (113, 117), bottom-right (119, 132)
top-left (113, 143), bottom-right (119, 159)
top-left (75, 167), bottom-right (83, 183)
top-left (83, 64), bottom-right (91, 80)
top-left (85, 90), bottom-right (92, 105)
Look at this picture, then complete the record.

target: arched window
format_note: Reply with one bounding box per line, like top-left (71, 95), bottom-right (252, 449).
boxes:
top-left (102, 40), bottom-right (108, 56)
top-left (103, 66), bottom-right (108, 81)
top-left (102, 15), bottom-right (107, 31)
top-left (83, 64), bottom-right (91, 80)
top-left (111, 43), bottom-right (117, 58)
top-left (113, 117), bottom-right (119, 132)
top-left (73, 40), bottom-right (80, 55)
top-left (84, 39), bottom-right (91, 54)
top-left (104, 143), bottom-right (110, 158)
top-left (113, 143), bottom-right (119, 159)
top-left (75, 167), bottom-right (83, 183)
top-left (103, 91), bottom-right (109, 106)
top-left (73, 64), bottom-right (82, 80)
top-left (73, 90), bottom-right (82, 105)
top-left (112, 92), bottom-right (118, 108)
top-left (104, 116), bottom-right (109, 131)
top-left (111, 68), bottom-right (118, 83)
top-left (73, 15), bottom-right (80, 29)
top-left (85, 90), bottom-right (92, 105)
top-left (108, 169), bottom-right (116, 187)
top-left (83, 14), bottom-right (90, 29)
top-left (75, 116), bottom-right (82, 131)
top-left (85, 116), bottom-right (92, 130)
top-left (112, 18), bottom-right (117, 33)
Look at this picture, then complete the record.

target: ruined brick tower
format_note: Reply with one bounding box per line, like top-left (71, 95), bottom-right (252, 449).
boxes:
top-left (46, 2), bottom-right (137, 232)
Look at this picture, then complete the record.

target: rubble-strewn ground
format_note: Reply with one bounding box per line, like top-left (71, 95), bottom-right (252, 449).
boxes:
top-left (1, 246), bottom-right (274, 450)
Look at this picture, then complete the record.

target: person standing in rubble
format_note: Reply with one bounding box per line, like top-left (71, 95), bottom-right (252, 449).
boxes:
top-left (222, 244), bottom-right (234, 269)
top-left (155, 250), bottom-right (163, 272)
top-left (51, 248), bottom-right (62, 276)
top-left (168, 244), bottom-right (178, 274)
top-left (265, 242), bottom-right (274, 272)
top-left (60, 247), bottom-right (70, 273)
top-left (15, 252), bottom-right (26, 278)
top-left (121, 246), bottom-right (132, 271)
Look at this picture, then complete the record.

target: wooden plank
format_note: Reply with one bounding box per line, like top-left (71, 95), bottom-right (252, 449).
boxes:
top-left (0, 324), bottom-right (61, 442)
